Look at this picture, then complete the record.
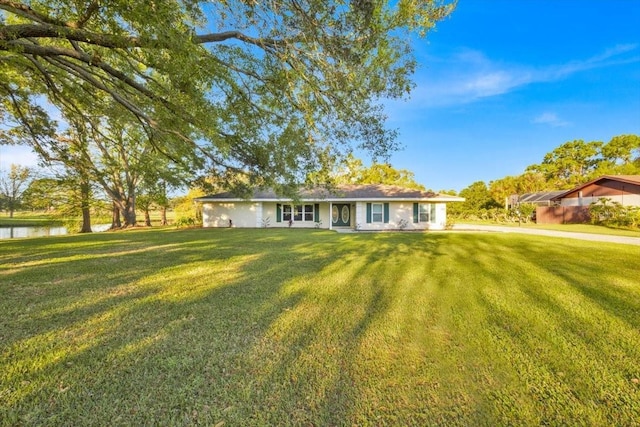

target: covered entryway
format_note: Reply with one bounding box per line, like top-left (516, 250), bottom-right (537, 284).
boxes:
top-left (331, 203), bottom-right (351, 227)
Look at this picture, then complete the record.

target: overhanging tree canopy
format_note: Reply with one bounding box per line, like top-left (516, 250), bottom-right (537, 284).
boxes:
top-left (0, 0), bottom-right (455, 195)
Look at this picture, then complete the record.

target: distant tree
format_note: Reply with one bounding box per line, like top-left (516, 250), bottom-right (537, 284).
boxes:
top-left (22, 177), bottom-right (62, 211)
top-left (526, 139), bottom-right (602, 188)
top-left (449, 181), bottom-right (501, 217)
top-left (318, 154), bottom-right (426, 190)
top-left (489, 172), bottom-right (548, 206)
top-left (173, 187), bottom-right (206, 227)
top-left (0, 164), bottom-right (33, 217)
top-left (596, 134), bottom-right (640, 175)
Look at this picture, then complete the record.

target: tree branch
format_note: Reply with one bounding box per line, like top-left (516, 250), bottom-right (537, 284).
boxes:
top-left (1, 22), bottom-right (292, 51)
top-left (72, 1), bottom-right (100, 29)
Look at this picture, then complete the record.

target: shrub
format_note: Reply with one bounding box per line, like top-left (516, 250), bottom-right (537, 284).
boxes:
top-left (175, 216), bottom-right (196, 228)
top-left (589, 198), bottom-right (639, 229)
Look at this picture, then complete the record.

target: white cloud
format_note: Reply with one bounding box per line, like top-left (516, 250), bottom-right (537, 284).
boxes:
top-left (408, 44), bottom-right (640, 108)
top-left (532, 112), bottom-right (571, 127)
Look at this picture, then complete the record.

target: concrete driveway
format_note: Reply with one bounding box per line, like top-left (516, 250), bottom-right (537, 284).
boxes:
top-left (452, 224), bottom-right (640, 246)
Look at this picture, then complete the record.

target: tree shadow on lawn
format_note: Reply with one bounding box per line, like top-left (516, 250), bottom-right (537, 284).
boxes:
top-left (445, 233), bottom-right (640, 425)
top-left (1, 228), bottom-right (448, 425)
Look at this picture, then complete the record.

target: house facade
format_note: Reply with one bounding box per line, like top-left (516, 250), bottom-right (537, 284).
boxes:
top-left (535, 175), bottom-right (640, 224)
top-left (196, 184), bottom-right (464, 231)
top-left (550, 175), bottom-right (640, 207)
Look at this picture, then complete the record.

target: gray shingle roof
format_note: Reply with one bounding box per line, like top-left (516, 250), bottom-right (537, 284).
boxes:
top-left (197, 184), bottom-right (463, 202)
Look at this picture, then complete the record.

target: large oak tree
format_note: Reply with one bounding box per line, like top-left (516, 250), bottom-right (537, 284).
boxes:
top-left (1, 0), bottom-right (455, 201)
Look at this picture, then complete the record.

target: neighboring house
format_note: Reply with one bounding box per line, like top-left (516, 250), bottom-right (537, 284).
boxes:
top-left (535, 175), bottom-right (640, 224)
top-left (196, 184), bottom-right (464, 231)
top-left (550, 175), bottom-right (640, 207)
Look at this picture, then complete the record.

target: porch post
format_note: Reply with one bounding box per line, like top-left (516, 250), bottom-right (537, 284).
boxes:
top-left (256, 202), bottom-right (263, 227)
top-left (329, 202), bottom-right (333, 230)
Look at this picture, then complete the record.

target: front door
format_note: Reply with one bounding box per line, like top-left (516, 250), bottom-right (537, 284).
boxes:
top-left (332, 204), bottom-right (351, 227)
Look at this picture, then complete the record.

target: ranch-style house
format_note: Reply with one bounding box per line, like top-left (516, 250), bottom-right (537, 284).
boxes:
top-left (196, 184), bottom-right (464, 231)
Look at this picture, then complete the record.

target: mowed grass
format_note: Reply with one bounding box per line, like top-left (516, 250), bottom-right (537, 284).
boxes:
top-left (458, 220), bottom-right (640, 237)
top-left (0, 228), bottom-right (638, 426)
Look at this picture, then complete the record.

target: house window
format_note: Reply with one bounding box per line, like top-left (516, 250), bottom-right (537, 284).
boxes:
top-left (419, 204), bottom-right (429, 222)
top-left (371, 203), bottom-right (383, 223)
top-left (418, 203), bottom-right (437, 223)
top-left (283, 205), bottom-right (292, 221)
top-left (283, 204), bottom-right (314, 222)
top-left (304, 204), bottom-right (314, 221)
top-left (293, 205), bottom-right (303, 221)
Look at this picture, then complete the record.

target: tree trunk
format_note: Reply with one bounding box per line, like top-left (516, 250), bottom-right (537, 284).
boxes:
top-left (111, 202), bottom-right (122, 229)
top-left (79, 179), bottom-right (92, 233)
top-left (122, 201), bottom-right (136, 227)
top-left (144, 209), bottom-right (151, 226)
top-left (122, 187), bottom-right (137, 227)
top-left (160, 206), bottom-right (167, 225)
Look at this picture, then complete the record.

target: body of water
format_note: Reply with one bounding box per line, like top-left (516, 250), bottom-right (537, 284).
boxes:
top-left (0, 224), bottom-right (110, 240)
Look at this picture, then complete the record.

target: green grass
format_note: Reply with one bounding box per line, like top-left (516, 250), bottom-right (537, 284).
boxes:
top-left (1, 228), bottom-right (638, 426)
top-left (458, 220), bottom-right (640, 237)
top-left (0, 214), bottom-right (64, 228)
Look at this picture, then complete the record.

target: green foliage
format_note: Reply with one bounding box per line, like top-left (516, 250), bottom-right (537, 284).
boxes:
top-left (172, 187), bottom-right (204, 225)
top-left (589, 198), bottom-right (640, 229)
top-left (489, 172), bottom-right (549, 205)
top-left (1, 0), bottom-right (455, 196)
top-left (526, 139), bottom-right (603, 188)
top-left (525, 135), bottom-right (640, 189)
top-left (174, 216), bottom-right (197, 228)
top-left (516, 202), bottom-right (537, 222)
top-left (0, 164), bottom-right (33, 216)
top-left (311, 154), bottom-right (427, 190)
top-left (449, 181), bottom-right (501, 218)
top-left (457, 134), bottom-right (640, 224)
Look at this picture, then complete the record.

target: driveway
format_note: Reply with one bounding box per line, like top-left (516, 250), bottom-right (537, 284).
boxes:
top-left (452, 224), bottom-right (640, 246)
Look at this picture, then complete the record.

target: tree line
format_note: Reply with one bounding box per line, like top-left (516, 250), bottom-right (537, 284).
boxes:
top-left (450, 134), bottom-right (640, 221)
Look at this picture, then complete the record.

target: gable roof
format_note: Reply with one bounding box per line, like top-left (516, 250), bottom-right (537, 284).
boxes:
top-left (550, 175), bottom-right (640, 201)
top-left (196, 184), bottom-right (464, 202)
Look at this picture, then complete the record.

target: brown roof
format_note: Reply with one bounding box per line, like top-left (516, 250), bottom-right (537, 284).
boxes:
top-left (551, 175), bottom-right (640, 200)
top-left (197, 184), bottom-right (463, 202)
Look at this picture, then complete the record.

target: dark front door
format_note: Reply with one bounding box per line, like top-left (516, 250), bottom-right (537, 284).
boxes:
top-left (332, 204), bottom-right (351, 227)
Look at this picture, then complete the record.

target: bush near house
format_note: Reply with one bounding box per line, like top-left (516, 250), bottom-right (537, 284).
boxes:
top-left (589, 198), bottom-right (640, 229)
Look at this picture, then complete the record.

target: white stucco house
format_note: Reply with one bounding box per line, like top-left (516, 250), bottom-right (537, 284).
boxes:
top-left (196, 184), bottom-right (464, 231)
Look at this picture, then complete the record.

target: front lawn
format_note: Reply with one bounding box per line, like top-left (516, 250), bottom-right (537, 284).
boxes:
top-left (456, 220), bottom-right (640, 237)
top-left (1, 228), bottom-right (638, 425)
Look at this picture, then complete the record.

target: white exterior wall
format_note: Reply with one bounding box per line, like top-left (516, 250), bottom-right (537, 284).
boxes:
top-left (203, 201), bottom-right (451, 230)
top-left (204, 202), bottom-right (332, 228)
top-left (560, 194), bottom-right (640, 207)
top-left (356, 202), bottom-right (447, 231)
top-left (202, 202), bottom-right (261, 228)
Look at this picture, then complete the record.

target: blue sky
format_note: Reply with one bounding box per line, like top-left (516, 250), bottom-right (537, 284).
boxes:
top-left (383, 0), bottom-right (640, 191)
top-left (2, 1), bottom-right (639, 193)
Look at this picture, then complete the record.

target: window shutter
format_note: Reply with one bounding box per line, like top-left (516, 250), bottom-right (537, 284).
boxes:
top-left (413, 203), bottom-right (419, 223)
top-left (366, 203), bottom-right (372, 223)
top-left (276, 204), bottom-right (281, 222)
top-left (383, 203), bottom-right (389, 223)
top-left (314, 204), bottom-right (320, 222)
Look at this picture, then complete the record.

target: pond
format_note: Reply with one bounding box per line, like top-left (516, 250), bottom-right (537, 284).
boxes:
top-left (0, 224), bottom-right (111, 240)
